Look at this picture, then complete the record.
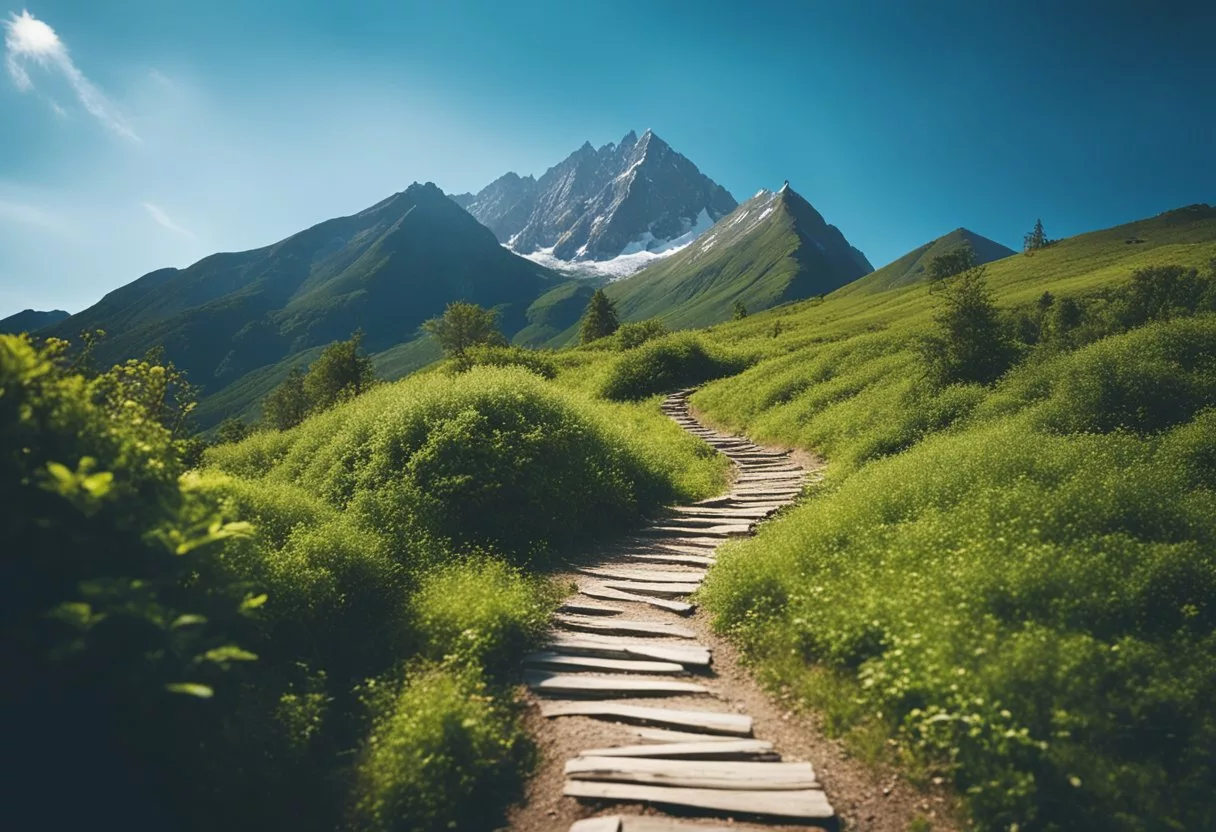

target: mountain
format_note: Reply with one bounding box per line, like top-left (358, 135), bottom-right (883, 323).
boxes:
top-left (832, 228), bottom-right (1016, 298)
top-left (46, 182), bottom-right (567, 427)
top-left (0, 308), bottom-right (69, 334)
top-left (455, 130), bottom-right (737, 275)
top-left (582, 183), bottom-right (872, 333)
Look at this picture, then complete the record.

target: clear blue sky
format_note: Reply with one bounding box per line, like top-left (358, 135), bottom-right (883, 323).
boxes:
top-left (2, 0), bottom-right (1213, 316)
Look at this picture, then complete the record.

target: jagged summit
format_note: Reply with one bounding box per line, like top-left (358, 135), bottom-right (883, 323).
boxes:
top-left (451, 130), bottom-right (736, 277)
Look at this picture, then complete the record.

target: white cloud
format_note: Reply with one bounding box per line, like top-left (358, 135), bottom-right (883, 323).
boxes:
top-left (142, 202), bottom-right (194, 238)
top-left (4, 10), bottom-right (138, 140)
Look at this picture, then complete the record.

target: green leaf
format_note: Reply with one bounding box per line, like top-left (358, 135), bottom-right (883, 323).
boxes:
top-left (240, 593), bottom-right (269, 611)
top-left (166, 682), bottom-right (214, 698)
top-left (203, 645), bottom-right (259, 663)
top-left (170, 613), bottom-right (209, 629)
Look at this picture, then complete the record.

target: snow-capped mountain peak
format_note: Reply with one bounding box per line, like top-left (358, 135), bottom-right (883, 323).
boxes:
top-left (451, 130), bottom-right (736, 278)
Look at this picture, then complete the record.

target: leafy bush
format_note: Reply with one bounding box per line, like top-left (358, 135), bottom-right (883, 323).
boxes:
top-left (615, 317), bottom-right (668, 350)
top-left (351, 663), bottom-right (532, 832)
top-left (601, 334), bottom-right (751, 400)
top-left (458, 343), bottom-right (556, 378)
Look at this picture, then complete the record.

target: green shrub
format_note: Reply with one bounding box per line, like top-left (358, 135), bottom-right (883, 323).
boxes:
top-left (350, 663), bottom-right (532, 832)
top-left (412, 557), bottom-right (557, 675)
top-left (459, 343), bottom-right (556, 378)
top-left (601, 334), bottom-right (751, 400)
top-left (615, 317), bottom-right (668, 350)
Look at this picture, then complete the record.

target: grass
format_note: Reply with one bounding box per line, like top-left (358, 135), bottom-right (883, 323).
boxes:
top-left (684, 206), bottom-right (1216, 830)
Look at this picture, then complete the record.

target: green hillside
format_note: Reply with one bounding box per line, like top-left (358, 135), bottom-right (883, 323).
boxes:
top-left (597, 184), bottom-right (873, 334)
top-left (46, 183), bottom-right (565, 427)
top-left (832, 227), bottom-right (1015, 297)
top-left (662, 204), bottom-right (1216, 830)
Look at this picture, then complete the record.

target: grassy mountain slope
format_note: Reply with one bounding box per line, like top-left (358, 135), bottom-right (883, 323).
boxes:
top-left (512, 279), bottom-right (600, 347)
top-left (47, 183), bottom-right (564, 427)
top-left (832, 227), bottom-right (1015, 297)
top-left (651, 204), bottom-right (1216, 830)
top-left (0, 308), bottom-right (69, 334)
top-left (600, 185), bottom-right (873, 333)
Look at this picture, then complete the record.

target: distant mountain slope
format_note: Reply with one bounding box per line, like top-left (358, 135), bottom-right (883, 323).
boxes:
top-left (454, 130), bottom-right (736, 273)
top-left (590, 183), bottom-right (872, 333)
top-left (0, 308), bottom-right (69, 334)
top-left (832, 228), bottom-right (1015, 298)
top-left (47, 182), bottom-right (564, 427)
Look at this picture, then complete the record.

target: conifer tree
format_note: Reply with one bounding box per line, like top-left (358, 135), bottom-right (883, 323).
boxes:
top-left (732, 300), bottom-right (748, 320)
top-left (580, 289), bottom-right (620, 344)
top-left (1023, 218), bottom-right (1049, 253)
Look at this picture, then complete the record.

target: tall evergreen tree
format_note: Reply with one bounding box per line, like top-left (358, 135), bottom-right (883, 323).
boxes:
top-left (580, 289), bottom-right (620, 344)
top-left (732, 300), bottom-right (749, 320)
top-left (1023, 218), bottom-right (1049, 253)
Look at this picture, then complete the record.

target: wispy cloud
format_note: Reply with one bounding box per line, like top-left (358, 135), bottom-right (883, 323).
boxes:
top-left (0, 198), bottom-right (57, 228)
top-left (4, 10), bottom-right (139, 140)
top-left (142, 202), bottom-right (195, 238)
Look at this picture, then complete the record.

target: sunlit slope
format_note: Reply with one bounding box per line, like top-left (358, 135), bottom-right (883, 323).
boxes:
top-left (831, 227), bottom-right (1015, 298)
top-left (598, 185), bottom-right (872, 334)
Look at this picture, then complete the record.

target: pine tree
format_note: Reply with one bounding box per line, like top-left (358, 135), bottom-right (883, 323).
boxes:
top-left (732, 300), bottom-right (748, 320)
top-left (580, 289), bottom-right (620, 344)
top-left (1023, 218), bottom-right (1048, 254)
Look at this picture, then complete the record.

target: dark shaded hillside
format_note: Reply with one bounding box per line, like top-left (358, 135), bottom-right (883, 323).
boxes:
top-left (0, 308), bottom-right (69, 334)
top-left (595, 184), bottom-right (872, 334)
top-left (48, 183), bottom-right (563, 427)
top-left (832, 227), bottom-right (1015, 298)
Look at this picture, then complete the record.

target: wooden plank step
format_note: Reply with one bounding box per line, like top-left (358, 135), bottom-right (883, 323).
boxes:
top-left (524, 652), bottom-right (686, 675)
top-left (567, 758), bottom-right (817, 791)
top-left (643, 541), bottom-right (720, 555)
top-left (562, 781), bottom-right (834, 820)
top-left (654, 515), bottom-right (756, 529)
top-left (554, 613), bottom-right (696, 639)
top-left (579, 584), bottom-right (695, 615)
top-left (546, 634), bottom-right (711, 667)
top-left (540, 702), bottom-right (752, 736)
top-left (599, 580), bottom-right (702, 598)
top-left (638, 524), bottom-right (751, 537)
top-left (570, 816), bottom-right (766, 832)
top-left (577, 740), bottom-right (776, 760)
top-left (669, 506), bottom-right (776, 518)
top-left (579, 566), bottom-right (708, 584)
top-left (559, 601), bottom-right (625, 617)
top-left (627, 727), bottom-right (744, 743)
top-left (526, 672), bottom-right (709, 698)
top-left (617, 552), bottom-right (716, 567)
top-left (735, 472), bottom-right (806, 482)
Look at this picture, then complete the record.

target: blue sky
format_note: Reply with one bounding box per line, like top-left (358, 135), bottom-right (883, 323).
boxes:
top-left (2, 0), bottom-right (1213, 317)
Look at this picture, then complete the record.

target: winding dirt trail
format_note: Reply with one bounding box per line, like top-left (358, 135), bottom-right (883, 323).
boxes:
top-left (506, 391), bottom-right (958, 832)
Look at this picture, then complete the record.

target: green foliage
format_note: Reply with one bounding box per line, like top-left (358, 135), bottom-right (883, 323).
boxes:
top-left (614, 317), bottom-right (668, 350)
top-left (732, 299), bottom-right (749, 320)
top-left (921, 258), bottom-right (1016, 385)
top-left (214, 416), bottom-right (253, 445)
top-left (580, 288), bottom-right (620, 344)
top-left (302, 329), bottom-right (376, 411)
top-left (421, 301), bottom-right (507, 368)
top-left (458, 343), bottom-right (556, 378)
top-left (263, 366), bottom-right (310, 430)
top-left (600, 334), bottom-right (751, 401)
top-left (412, 557), bottom-right (557, 675)
top-left (351, 663), bottom-right (532, 832)
top-left (0, 333), bottom-right (260, 828)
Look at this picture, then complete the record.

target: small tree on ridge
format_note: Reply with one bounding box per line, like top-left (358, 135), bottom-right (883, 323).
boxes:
top-left (580, 289), bottom-right (620, 344)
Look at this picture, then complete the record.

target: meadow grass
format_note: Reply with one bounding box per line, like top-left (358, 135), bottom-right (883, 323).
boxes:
top-left (687, 216), bottom-right (1216, 830)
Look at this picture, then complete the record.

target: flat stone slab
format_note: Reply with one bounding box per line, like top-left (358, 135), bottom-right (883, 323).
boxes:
top-left (526, 672), bottom-right (709, 698)
top-left (567, 757), bottom-right (818, 790)
top-left (524, 651), bottom-right (687, 675)
top-left (580, 584), bottom-right (695, 615)
top-left (575, 739), bottom-right (777, 760)
top-left (554, 613), bottom-right (697, 639)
